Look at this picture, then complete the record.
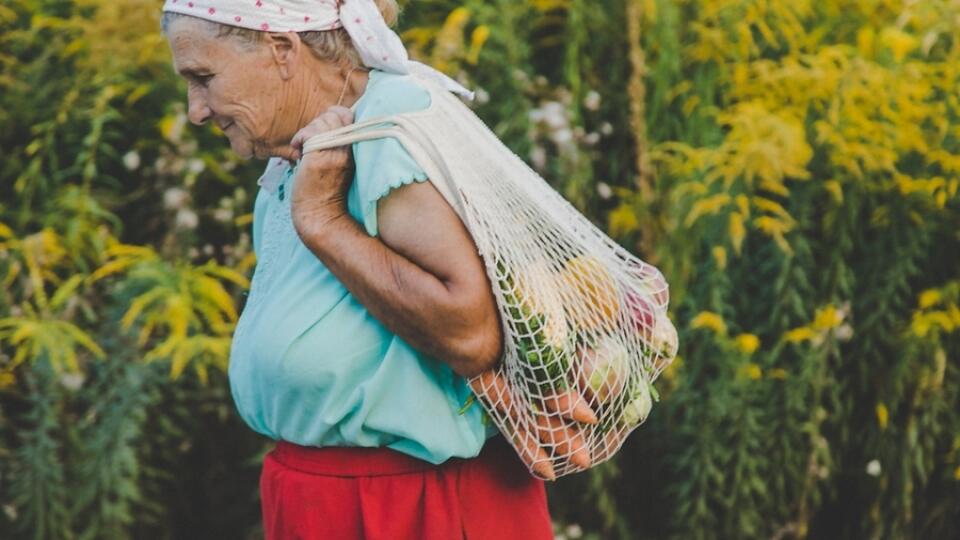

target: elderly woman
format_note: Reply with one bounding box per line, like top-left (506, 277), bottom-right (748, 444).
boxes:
top-left (160, 0), bottom-right (587, 538)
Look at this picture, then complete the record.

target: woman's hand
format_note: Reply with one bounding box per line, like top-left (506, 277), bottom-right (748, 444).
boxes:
top-left (290, 105), bottom-right (355, 239)
top-left (469, 368), bottom-right (598, 481)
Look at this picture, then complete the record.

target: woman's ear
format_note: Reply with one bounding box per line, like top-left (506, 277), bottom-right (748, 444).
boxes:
top-left (265, 31), bottom-right (300, 80)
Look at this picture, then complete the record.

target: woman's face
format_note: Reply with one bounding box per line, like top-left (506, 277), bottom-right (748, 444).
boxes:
top-left (166, 20), bottom-right (288, 159)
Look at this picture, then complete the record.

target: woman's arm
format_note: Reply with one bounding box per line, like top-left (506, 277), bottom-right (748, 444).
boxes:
top-left (296, 178), bottom-right (503, 379)
top-left (290, 107), bottom-right (594, 477)
top-left (289, 106), bottom-right (501, 378)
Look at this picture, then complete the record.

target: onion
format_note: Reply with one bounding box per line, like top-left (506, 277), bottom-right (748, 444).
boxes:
top-left (651, 316), bottom-right (679, 360)
top-left (577, 336), bottom-right (630, 404)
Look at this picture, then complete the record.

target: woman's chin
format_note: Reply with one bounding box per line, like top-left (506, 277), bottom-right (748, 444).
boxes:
top-left (227, 137), bottom-right (256, 160)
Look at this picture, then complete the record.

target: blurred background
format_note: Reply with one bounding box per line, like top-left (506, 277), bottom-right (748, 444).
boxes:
top-left (1, 0), bottom-right (959, 538)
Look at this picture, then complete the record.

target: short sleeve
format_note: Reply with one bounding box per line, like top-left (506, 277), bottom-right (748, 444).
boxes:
top-left (352, 75), bottom-right (433, 237)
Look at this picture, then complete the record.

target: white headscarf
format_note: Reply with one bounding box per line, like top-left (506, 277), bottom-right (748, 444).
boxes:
top-left (161, 0), bottom-right (475, 100)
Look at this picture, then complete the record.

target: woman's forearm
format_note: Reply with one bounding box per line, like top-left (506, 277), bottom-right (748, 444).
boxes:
top-left (295, 210), bottom-right (500, 378)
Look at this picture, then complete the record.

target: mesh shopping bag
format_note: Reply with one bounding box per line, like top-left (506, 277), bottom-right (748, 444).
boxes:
top-left (302, 73), bottom-right (679, 480)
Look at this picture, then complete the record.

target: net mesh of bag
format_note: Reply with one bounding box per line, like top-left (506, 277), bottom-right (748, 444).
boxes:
top-left (303, 72), bottom-right (679, 480)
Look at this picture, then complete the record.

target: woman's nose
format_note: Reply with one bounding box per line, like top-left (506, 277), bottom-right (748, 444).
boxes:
top-left (187, 89), bottom-right (213, 125)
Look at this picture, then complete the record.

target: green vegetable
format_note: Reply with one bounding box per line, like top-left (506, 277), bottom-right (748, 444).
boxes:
top-left (621, 382), bottom-right (653, 427)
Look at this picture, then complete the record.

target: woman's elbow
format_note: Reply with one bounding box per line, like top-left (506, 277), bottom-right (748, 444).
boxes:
top-left (450, 312), bottom-right (503, 379)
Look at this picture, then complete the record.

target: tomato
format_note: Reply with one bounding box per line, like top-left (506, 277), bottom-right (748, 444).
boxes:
top-left (627, 260), bottom-right (669, 307)
top-left (623, 289), bottom-right (656, 335)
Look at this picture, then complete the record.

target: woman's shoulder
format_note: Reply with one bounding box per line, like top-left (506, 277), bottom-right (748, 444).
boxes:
top-left (354, 70), bottom-right (433, 121)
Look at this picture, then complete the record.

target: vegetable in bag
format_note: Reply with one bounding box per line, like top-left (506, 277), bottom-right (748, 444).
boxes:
top-left (302, 72), bottom-right (680, 480)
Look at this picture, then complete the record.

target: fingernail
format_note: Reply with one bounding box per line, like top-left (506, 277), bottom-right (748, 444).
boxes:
top-left (573, 401), bottom-right (599, 424)
top-left (570, 450), bottom-right (591, 469)
top-left (534, 462), bottom-right (556, 481)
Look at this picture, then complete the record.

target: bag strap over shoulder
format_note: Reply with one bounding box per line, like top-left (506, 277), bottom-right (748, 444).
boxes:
top-left (301, 114), bottom-right (471, 227)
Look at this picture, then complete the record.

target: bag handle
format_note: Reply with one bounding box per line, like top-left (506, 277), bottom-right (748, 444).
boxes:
top-left (301, 116), bottom-right (472, 227)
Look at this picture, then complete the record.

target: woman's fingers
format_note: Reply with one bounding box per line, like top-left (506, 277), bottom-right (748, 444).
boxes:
top-left (540, 388), bottom-right (598, 425)
top-left (470, 371), bottom-right (555, 479)
top-left (534, 413), bottom-right (592, 470)
top-left (288, 106), bottom-right (356, 160)
top-left (591, 426), bottom-right (629, 463)
top-left (497, 400), bottom-right (557, 480)
top-left (508, 418), bottom-right (556, 481)
top-left (469, 369), bottom-right (513, 410)
top-left (470, 369), bottom-right (594, 477)
top-left (328, 105), bottom-right (355, 125)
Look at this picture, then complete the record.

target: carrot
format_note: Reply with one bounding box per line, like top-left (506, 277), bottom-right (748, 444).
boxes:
top-left (469, 369), bottom-right (513, 409)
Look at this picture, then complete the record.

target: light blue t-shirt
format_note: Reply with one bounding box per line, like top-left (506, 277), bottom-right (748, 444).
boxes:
top-left (228, 69), bottom-right (495, 464)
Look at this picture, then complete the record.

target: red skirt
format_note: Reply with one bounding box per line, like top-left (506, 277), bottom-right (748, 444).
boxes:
top-left (259, 434), bottom-right (554, 540)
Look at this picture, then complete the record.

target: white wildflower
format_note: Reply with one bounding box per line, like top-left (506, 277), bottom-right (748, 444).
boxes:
top-left (866, 459), bottom-right (881, 477)
top-left (175, 208), bottom-right (199, 230)
top-left (187, 158), bottom-right (205, 174)
top-left (530, 146), bottom-right (547, 171)
top-left (835, 324), bottom-right (854, 341)
top-left (163, 187), bottom-right (190, 210)
top-left (597, 182), bottom-right (613, 199)
top-left (836, 301), bottom-right (851, 323)
top-left (60, 372), bottom-right (85, 391)
top-left (541, 102), bottom-right (567, 130)
top-left (122, 150), bottom-right (141, 171)
top-left (475, 88), bottom-right (489, 104)
top-left (583, 90), bottom-right (601, 111)
top-left (214, 207), bottom-right (234, 223)
top-left (551, 128), bottom-right (573, 146)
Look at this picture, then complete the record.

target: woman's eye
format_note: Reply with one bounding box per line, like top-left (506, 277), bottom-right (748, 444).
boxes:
top-left (195, 74), bottom-right (214, 87)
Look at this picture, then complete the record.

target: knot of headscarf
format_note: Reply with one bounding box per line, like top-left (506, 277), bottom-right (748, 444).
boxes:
top-left (161, 0), bottom-right (475, 100)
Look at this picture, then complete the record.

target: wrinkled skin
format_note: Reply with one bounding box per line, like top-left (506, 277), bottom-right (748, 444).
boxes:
top-left (165, 16), bottom-right (368, 161)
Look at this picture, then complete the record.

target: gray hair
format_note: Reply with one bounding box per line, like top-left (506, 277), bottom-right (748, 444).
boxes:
top-left (160, 0), bottom-right (400, 68)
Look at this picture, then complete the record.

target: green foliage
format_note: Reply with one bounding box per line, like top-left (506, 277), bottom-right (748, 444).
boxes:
top-left (1, 0), bottom-right (958, 539)
top-left (8, 361), bottom-right (73, 540)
